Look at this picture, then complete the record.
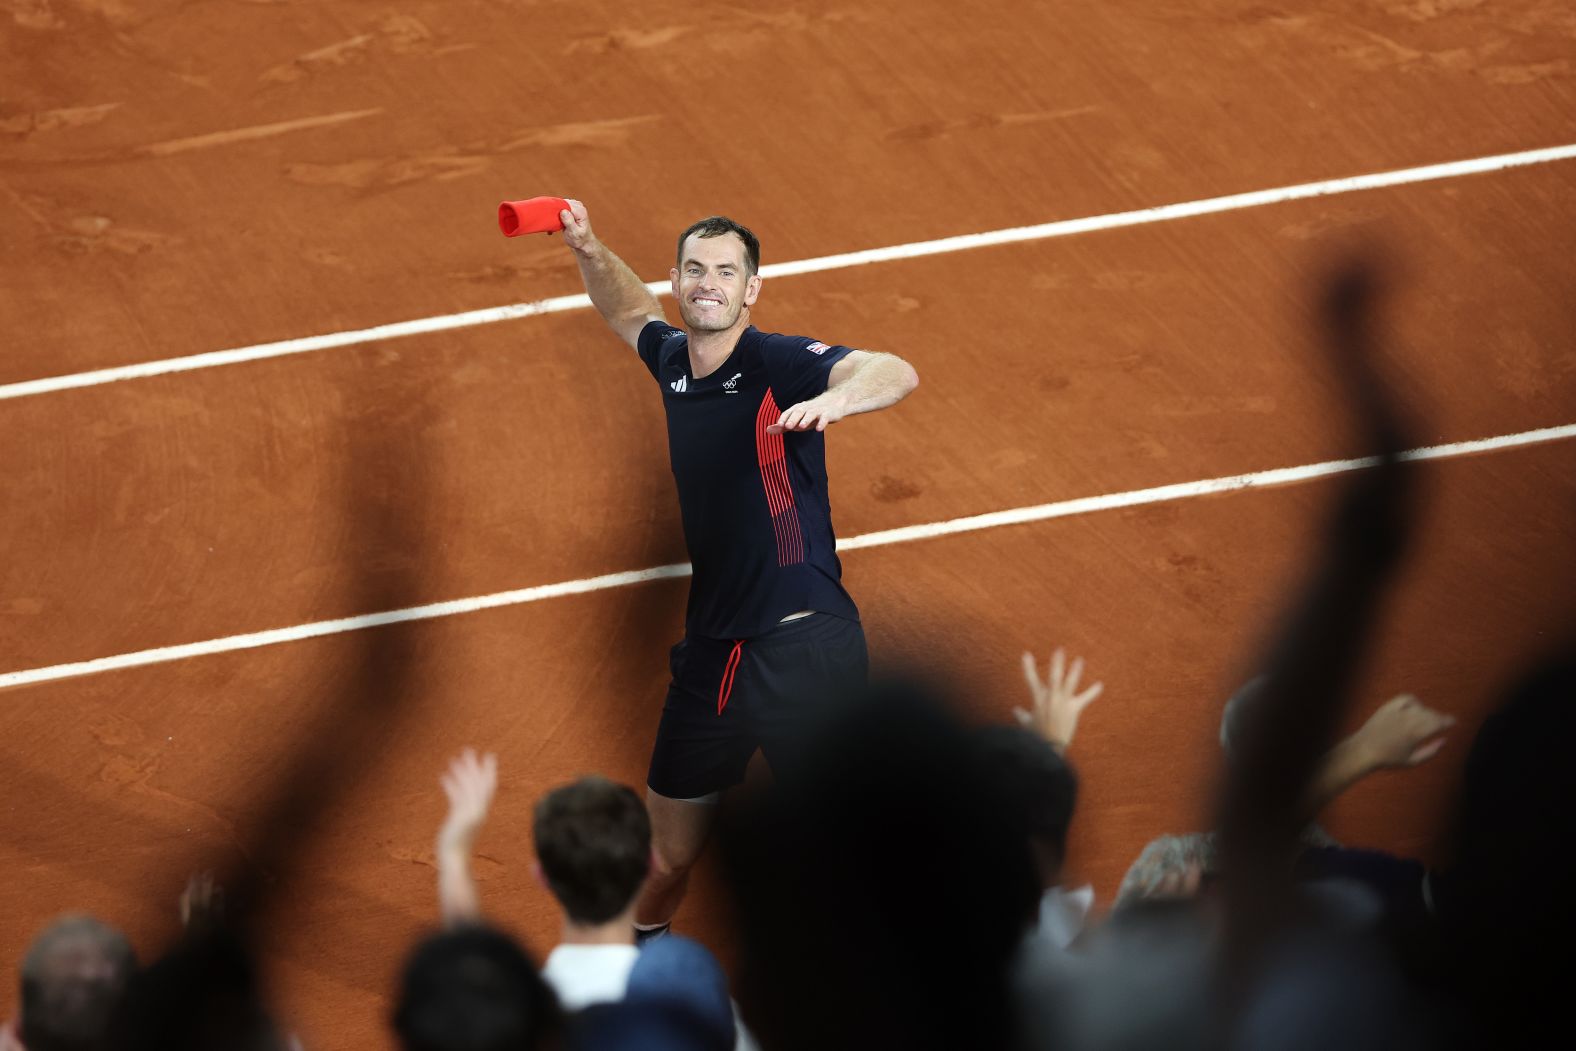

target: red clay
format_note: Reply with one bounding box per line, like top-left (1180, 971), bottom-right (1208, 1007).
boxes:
top-left (3, 1), bottom-right (1575, 1047)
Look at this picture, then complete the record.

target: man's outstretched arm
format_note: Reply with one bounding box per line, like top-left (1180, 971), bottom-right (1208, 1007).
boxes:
top-left (1304, 693), bottom-right (1454, 815)
top-left (556, 199), bottom-right (666, 350)
top-left (767, 350), bottom-right (919, 434)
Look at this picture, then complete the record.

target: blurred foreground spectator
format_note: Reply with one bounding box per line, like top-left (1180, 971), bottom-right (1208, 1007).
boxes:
top-left (721, 680), bottom-right (1040, 1051)
top-left (2, 916), bottom-right (135, 1051)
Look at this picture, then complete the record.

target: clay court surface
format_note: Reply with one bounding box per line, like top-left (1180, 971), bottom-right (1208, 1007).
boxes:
top-left (3, 0), bottom-right (1575, 1044)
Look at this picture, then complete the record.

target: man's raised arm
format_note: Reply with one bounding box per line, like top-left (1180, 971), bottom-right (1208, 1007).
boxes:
top-left (556, 199), bottom-right (665, 351)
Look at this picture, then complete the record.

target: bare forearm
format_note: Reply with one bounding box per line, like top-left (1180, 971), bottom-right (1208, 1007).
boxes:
top-left (572, 240), bottom-right (662, 336)
top-left (1305, 735), bottom-right (1377, 815)
top-left (828, 352), bottom-right (919, 417)
top-left (436, 833), bottom-right (482, 927)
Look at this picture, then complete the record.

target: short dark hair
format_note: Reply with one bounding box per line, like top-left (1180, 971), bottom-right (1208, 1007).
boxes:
top-left (676, 216), bottom-right (760, 276)
top-left (532, 776), bottom-right (651, 924)
top-left (20, 914), bottom-right (136, 1051)
top-left (972, 724), bottom-right (1079, 871)
top-left (392, 925), bottom-right (558, 1051)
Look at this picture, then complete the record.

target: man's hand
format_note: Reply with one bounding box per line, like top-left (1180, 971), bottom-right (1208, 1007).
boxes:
top-left (1351, 693), bottom-right (1455, 768)
top-left (439, 748), bottom-right (498, 851)
top-left (766, 390), bottom-right (850, 434)
top-left (1016, 648), bottom-right (1103, 752)
top-left (557, 198), bottom-right (596, 255)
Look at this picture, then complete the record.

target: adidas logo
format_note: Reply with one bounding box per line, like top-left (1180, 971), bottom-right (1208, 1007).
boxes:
top-left (669, 375), bottom-right (688, 393)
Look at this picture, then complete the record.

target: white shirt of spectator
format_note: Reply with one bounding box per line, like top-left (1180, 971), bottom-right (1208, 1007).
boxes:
top-left (541, 944), bottom-right (641, 1011)
top-left (1035, 883), bottom-right (1095, 951)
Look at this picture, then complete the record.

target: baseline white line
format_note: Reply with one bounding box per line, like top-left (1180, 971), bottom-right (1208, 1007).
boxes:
top-left (4, 142), bottom-right (1574, 403)
top-left (4, 421), bottom-right (1572, 691)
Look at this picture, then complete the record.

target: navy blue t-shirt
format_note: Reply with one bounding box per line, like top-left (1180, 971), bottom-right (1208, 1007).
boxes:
top-left (637, 320), bottom-right (861, 640)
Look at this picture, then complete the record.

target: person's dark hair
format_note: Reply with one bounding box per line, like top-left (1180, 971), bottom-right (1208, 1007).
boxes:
top-left (1435, 655), bottom-right (1576, 1044)
top-left (19, 914), bottom-right (136, 1051)
top-left (392, 926), bottom-right (558, 1051)
top-left (115, 929), bottom-right (285, 1051)
top-left (532, 776), bottom-right (651, 924)
top-left (972, 724), bottom-right (1079, 879)
top-left (720, 680), bottom-right (1040, 1051)
top-left (675, 216), bottom-right (760, 276)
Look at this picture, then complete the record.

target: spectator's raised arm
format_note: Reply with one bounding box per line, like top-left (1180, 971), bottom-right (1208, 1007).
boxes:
top-left (436, 749), bottom-right (498, 927)
top-left (1306, 693), bottom-right (1455, 813)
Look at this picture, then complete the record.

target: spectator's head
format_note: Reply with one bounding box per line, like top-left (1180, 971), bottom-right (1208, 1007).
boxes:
top-left (120, 933), bottom-right (287, 1051)
top-left (531, 776), bottom-right (650, 925)
top-left (17, 914), bottom-right (135, 1051)
top-left (1218, 676), bottom-right (1269, 759)
top-left (972, 724), bottom-right (1079, 888)
top-left (1440, 655), bottom-right (1576, 1041)
top-left (392, 925), bottom-right (558, 1051)
top-left (622, 936), bottom-right (735, 1050)
top-left (721, 680), bottom-right (1040, 1051)
top-left (1116, 833), bottom-right (1219, 909)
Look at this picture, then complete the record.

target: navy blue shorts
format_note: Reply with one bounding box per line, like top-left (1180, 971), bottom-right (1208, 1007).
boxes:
top-left (646, 613), bottom-right (869, 800)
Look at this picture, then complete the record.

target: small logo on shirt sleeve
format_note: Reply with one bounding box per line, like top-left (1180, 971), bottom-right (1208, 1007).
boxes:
top-left (669, 375), bottom-right (688, 393)
top-left (805, 341), bottom-right (831, 355)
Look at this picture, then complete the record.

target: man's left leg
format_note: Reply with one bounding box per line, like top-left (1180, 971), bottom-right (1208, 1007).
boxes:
top-left (635, 788), bottom-right (718, 930)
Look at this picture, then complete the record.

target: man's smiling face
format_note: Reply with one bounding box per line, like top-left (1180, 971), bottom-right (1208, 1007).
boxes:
top-left (671, 231), bottom-right (760, 332)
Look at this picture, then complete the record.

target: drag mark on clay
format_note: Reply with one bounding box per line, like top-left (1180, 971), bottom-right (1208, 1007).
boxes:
top-left (0, 103), bottom-right (121, 138)
top-left (283, 115), bottom-right (661, 191)
top-left (567, 8), bottom-right (867, 54)
top-left (886, 107), bottom-right (1101, 143)
top-left (259, 14), bottom-right (443, 84)
top-left (135, 108), bottom-right (384, 157)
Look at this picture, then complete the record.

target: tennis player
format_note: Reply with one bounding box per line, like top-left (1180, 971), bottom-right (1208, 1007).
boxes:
top-left (551, 201), bottom-right (919, 938)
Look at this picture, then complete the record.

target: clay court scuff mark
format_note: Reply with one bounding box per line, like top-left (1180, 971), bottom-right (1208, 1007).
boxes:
top-left (871, 476), bottom-right (924, 503)
top-left (566, 8), bottom-right (867, 54)
top-left (52, 214), bottom-right (180, 255)
top-left (566, 24), bottom-right (694, 54)
top-left (284, 151), bottom-right (490, 190)
top-left (259, 13), bottom-right (441, 84)
top-left (886, 107), bottom-right (1101, 143)
top-left (1481, 60), bottom-right (1572, 85)
top-left (283, 115), bottom-right (661, 191)
top-left (135, 107), bottom-right (384, 157)
top-left (447, 257), bottom-right (563, 285)
top-left (1381, 0), bottom-right (1491, 22)
top-left (9, 0), bottom-right (64, 29)
top-left (88, 713), bottom-right (255, 861)
top-left (0, 102), bottom-right (121, 138)
top-left (495, 114), bottom-right (661, 150)
top-left (1155, 395), bottom-right (1280, 418)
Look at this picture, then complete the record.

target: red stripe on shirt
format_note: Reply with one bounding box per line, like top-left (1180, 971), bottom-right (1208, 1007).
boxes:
top-left (756, 390), bottom-right (805, 566)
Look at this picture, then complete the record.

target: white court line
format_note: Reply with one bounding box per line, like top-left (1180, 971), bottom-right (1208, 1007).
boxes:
top-left (3, 142), bottom-right (1575, 403)
top-left (3, 421), bottom-right (1573, 691)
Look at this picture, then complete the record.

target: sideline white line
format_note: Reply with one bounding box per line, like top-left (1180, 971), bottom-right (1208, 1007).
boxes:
top-left (4, 142), bottom-right (1574, 403)
top-left (4, 421), bottom-right (1572, 691)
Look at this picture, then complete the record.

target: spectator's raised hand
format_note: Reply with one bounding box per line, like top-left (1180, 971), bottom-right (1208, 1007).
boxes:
top-left (1353, 693), bottom-right (1455, 767)
top-left (439, 748), bottom-right (498, 851)
top-left (179, 871), bottom-right (225, 934)
top-left (1016, 647), bottom-right (1103, 752)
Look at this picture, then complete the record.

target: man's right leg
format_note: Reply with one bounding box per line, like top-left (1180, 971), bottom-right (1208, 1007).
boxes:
top-left (640, 636), bottom-right (756, 932)
top-left (634, 788), bottom-right (717, 928)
